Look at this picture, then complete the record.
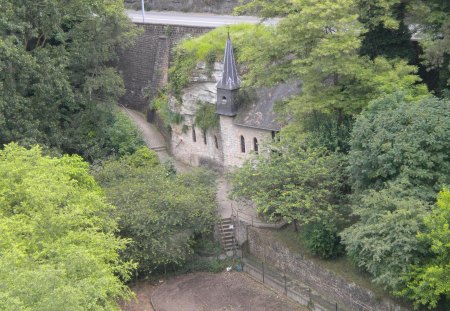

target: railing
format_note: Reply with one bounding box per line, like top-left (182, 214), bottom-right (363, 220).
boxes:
top-left (230, 205), bottom-right (286, 229)
top-left (241, 252), bottom-right (379, 311)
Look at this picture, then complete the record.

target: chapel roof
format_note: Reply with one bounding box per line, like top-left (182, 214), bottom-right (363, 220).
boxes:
top-left (233, 83), bottom-right (300, 131)
top-left (216, 33), bottom-right (241, 90)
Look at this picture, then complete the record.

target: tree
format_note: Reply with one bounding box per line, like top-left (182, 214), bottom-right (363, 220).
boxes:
top-left (408, 0), bottom-right (450, 95)
top-left (0, 0), bottom-right (139, 159)
top-left (399, 188), bottom-right (450, 308)
top-left (0, 143), bottom-right (133, 310)
top-left (232, 137), bottom-right (348, 225)
top-left (341, 181), bottom-right (431, 291)
top-left (95, 148), bottom-right (217, 275)
top-left (235, 0), bottom-right (428, 150)
top-left (348, 94), bottom-right (450, 201)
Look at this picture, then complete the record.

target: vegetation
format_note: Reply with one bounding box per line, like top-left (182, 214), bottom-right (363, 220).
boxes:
top-left (94, 148), bottom-right (218, 277)
top-left (194, 101), bottom-right (219, 132)
top-left (150, 23), bottom-right (271, 126)
top-left (229, 0), bottom-right (450, 308)
top-left (0, 144), bottom-right (134, 310)
top-left (0, 0), bottom-right (139, 162)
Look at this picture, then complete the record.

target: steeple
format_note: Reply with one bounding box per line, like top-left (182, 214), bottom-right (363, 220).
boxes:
top-left (216, 32), bottom-right (241, 90)
top-left (216, 33), bottom-right (241, 117)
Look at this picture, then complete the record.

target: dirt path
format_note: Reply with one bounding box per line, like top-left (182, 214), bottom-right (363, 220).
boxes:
top-left (151, 272), bottom-right (307, 311)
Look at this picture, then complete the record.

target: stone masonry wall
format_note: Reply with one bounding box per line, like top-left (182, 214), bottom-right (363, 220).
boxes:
top-left (124, 0), bottom-right (245, 14)
top-left (246, 227), bottom-right (412, 311)
top-left (117, 23), bottom-right (212, 111)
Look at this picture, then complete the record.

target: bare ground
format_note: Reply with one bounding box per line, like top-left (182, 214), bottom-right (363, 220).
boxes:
top-left (125, 272), bottom-right (307, 311)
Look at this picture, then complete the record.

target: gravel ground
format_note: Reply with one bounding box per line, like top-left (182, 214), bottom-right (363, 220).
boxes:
top-left (150, 272), bottom-right (307, 311)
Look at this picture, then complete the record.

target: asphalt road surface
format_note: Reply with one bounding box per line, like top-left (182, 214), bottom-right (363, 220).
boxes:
top-left (126, 10), bottom-right (277, 27)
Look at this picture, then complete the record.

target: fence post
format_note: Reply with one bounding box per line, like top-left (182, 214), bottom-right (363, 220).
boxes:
top-left (252, 216), bottom-right (254, 227)
top-left (262, 262), bottom-right (265, 283)
top-left (284, 275), bottom-right (287, 296)
top-left (335, 302), bottom-right (338, 311)
top-left (308, 288), bottom-right (312, 304)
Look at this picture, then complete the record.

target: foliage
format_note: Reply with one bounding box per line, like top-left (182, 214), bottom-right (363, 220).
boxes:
top-left (341, 181), bottom-right (431, 291)
top-left (359, 2), bottom-right (415, 62)
top-left (95, 149), bottom-right (217, 276)
top-left (235, 0), bottom-right (428, 151)
top-left (399, 189), bottom-right (450, 308)
top-left (348, 94), bottom-right (450, 201)
top-left (0, 0), bottom-right (139, 160)
top-left (0, 144), bottom-right (133, 310)
top-left (169, 23), bottom-right (271, 99)
top-left (107, 110), bottom-right (145, 157)
top-left (195, 101), bottom-right (219, 132)
top-left (408, 0), bottom-right (450, 93)
top-left (302, 220), bottom-right (344, 259)
top-left (62, 107), bottom-right (145, 162)
top-left (232, 137), bottom-right (348, 227)
top-left (150, 90), bottom-right (184, 126)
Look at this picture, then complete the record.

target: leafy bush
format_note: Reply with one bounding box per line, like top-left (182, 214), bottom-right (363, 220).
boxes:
top-left (0, 144), bottom-right (133, 310)
top-left (349, 94), bottom-right (450, 201)
top-left (302, 220), bottom-right (344, 259)
top-left (95, 151), bottom-right (217, 277)
top-left (195, 101), bottom-right (219, 131)
top-left (108, 110), bottom-right (145, 157)
top-left (399, 189), bottom-right (450, 308)
top-left (341, 181), bottom-right (431, 291)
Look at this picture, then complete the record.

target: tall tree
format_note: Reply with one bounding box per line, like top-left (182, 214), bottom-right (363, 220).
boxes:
top-left (236, 0), bottom-right (428, 148)
top-left (95, 148), bottom-right (218, 275)
top-left (0, 0), bottom-right (139, 158)
top-left (0, 143), bottom-right (133, 310)
top-left (400, 188), bottom-right (450, 308)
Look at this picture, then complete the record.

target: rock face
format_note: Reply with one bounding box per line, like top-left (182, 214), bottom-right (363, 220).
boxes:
top-left (125, 0), bottom-right (244, 14)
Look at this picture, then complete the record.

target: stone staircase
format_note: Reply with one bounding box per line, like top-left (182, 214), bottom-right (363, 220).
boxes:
top-left (218, 218), bottom-right (239, 253)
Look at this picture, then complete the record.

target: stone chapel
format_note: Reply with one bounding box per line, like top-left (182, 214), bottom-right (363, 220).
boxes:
top-left (169, 34), bottom-right (298, 170)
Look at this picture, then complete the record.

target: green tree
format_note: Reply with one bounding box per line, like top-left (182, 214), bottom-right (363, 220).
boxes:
top-left (0, 143), bottom-right (133, 310)
top-left (399, 189), bottom-right (450, 308)
top-left (95, 148), bottom-right (217, 275)
top-left (236, 0), bottom-right (428, 150)
top-left (0, 0), bottom-right (139, 159)
top-left (348, 94), bottom-right (450, 201)
top-left (232, 138), bottom-right (348, 227)
top-left (341, 181), bottom-right (431, 291)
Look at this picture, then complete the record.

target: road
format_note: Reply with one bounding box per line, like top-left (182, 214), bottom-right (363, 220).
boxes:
top-left (126, 10), bottom-right (277, 27)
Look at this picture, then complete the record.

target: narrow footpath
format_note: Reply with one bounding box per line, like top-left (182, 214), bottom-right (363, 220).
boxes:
top-left (121, 107), bottom-right (258, 220)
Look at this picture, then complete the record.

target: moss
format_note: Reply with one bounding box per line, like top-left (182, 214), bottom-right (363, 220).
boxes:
top-left (194, 101), bottom-right (219, 132)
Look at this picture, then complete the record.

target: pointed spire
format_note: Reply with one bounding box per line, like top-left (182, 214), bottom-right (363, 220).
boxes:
top-left (217, 32), bottom-right (241, 90)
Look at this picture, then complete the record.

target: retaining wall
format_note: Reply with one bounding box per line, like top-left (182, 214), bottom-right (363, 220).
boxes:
top-left (117, 23), bottom-right (212, 111)
top-left (244, 226), bottom-right (412, 311)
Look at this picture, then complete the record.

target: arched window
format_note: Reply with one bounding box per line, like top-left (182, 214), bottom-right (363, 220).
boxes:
top-left (222, 96), bottom-right (227, 104)
top-left (240, 135), bottom-right (245, 153)
top-left (253, 137), bottom-right (258, 153)
top-left (214, 135), bottom-right (219, 149)
top-left (192, 127), bottom-right (196, 142)
top-left (203, 131), bottom-right (207, 145)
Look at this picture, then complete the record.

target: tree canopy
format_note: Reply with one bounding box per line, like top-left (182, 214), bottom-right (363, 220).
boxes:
top-left (94, 148), bottom-right (218, 275)
top-left (0, 143), bottom-right (133, 310)
top-left (0, 0), bottom-right (139, 161)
